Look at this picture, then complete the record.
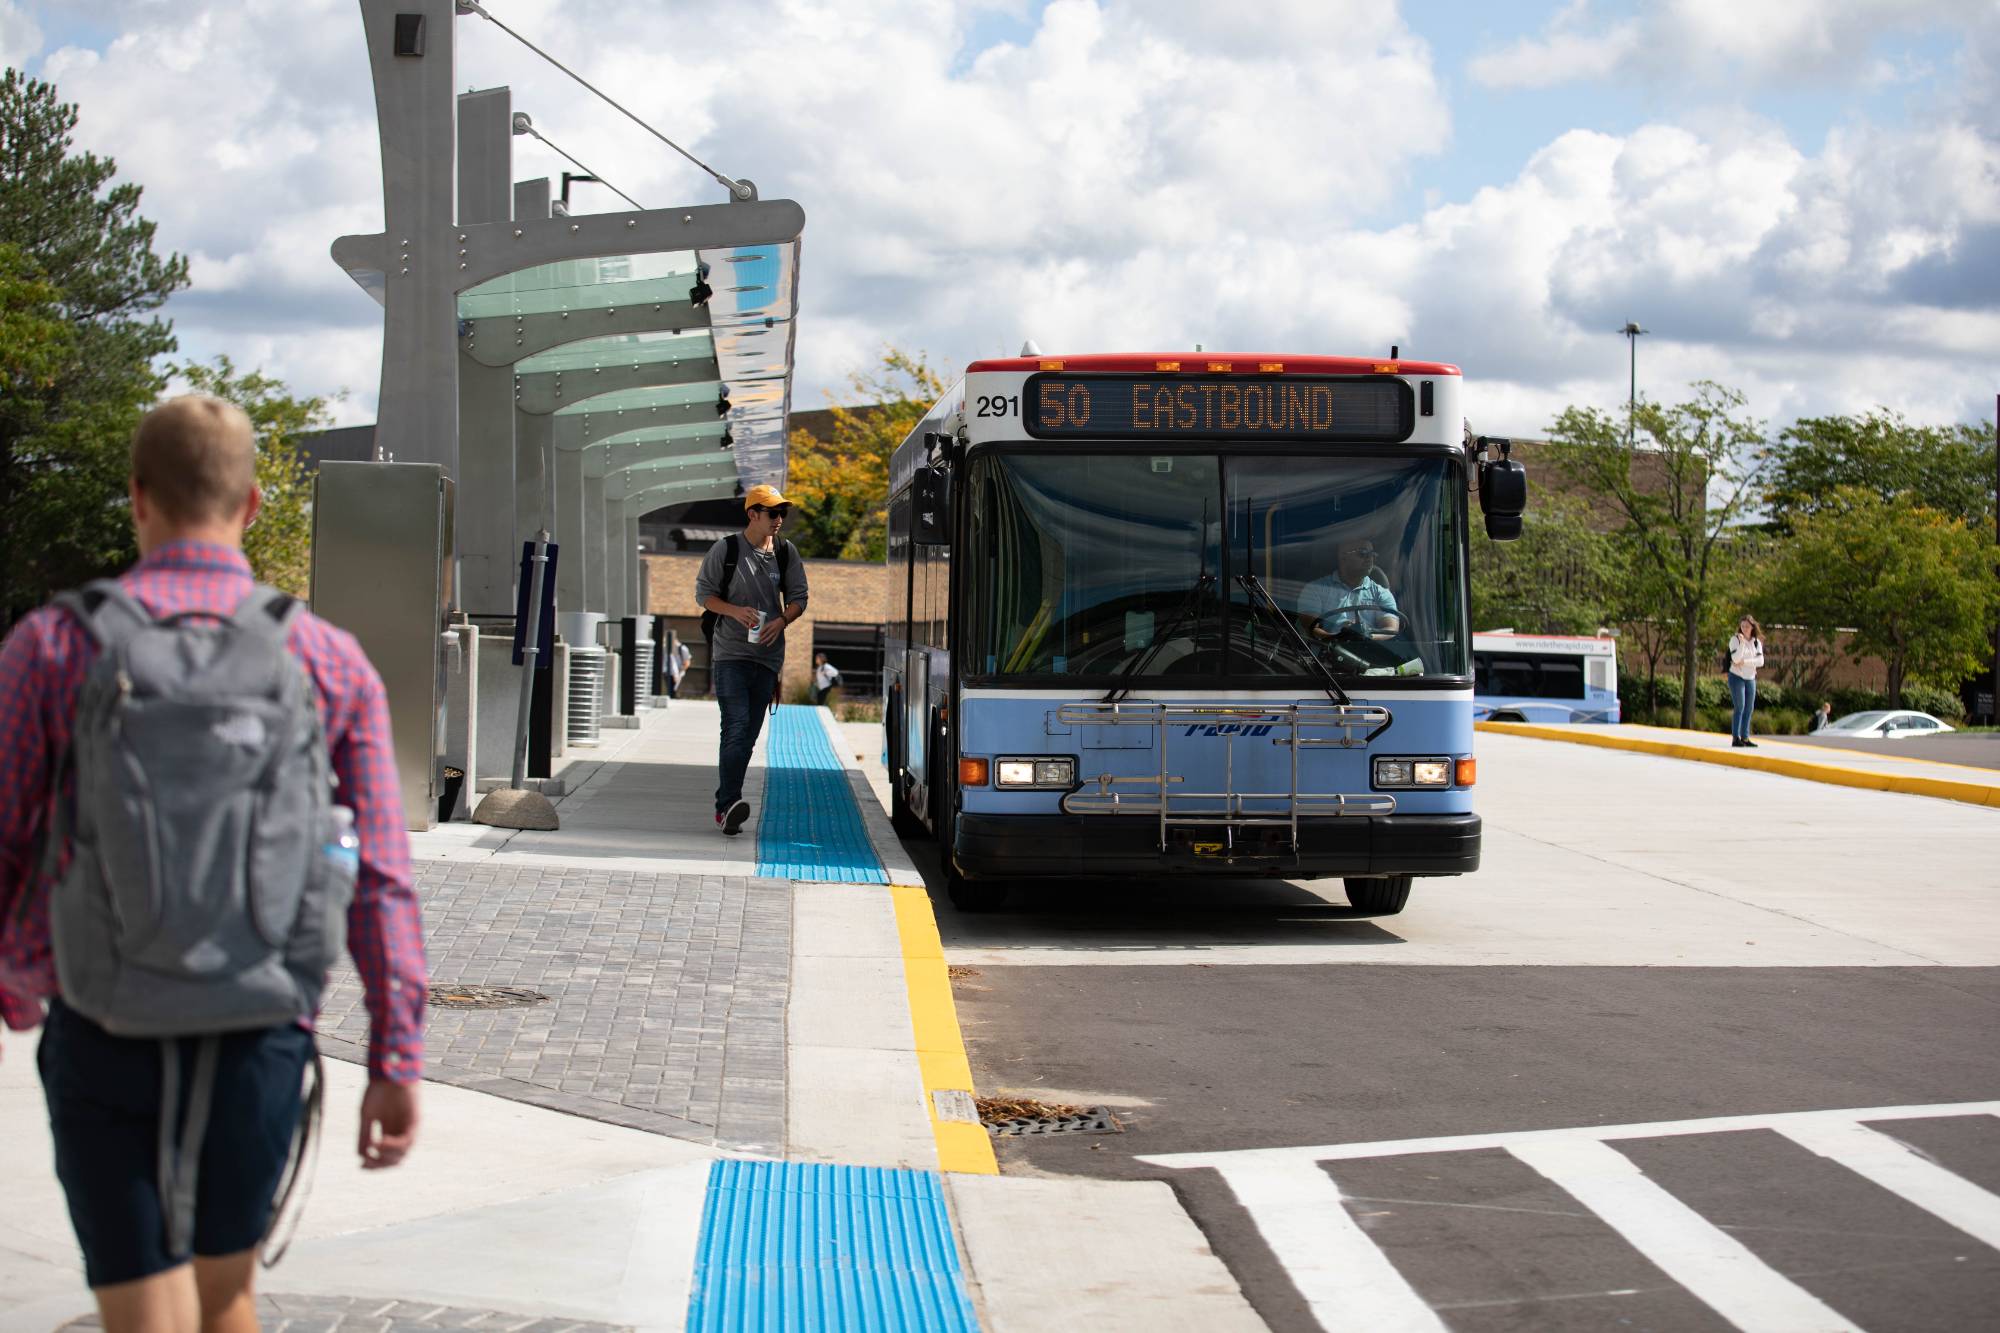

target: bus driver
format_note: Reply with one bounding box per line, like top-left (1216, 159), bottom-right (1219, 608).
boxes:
top-left (1300, 534), bottom-right (1401, 640)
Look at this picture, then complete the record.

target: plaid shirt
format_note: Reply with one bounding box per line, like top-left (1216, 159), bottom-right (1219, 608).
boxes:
top-left (0, 542), bottom-right (426, 1083)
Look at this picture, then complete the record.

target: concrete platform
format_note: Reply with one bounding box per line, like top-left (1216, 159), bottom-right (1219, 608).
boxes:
top-left (0, 701), bottom-right (1256, 1331)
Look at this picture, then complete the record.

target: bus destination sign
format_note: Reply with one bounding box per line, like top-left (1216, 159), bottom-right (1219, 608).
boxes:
top-left (1023, 374), bottom-right (1411, 442)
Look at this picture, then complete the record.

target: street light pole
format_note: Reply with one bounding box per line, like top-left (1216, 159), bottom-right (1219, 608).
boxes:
top-left (1619, 321), bottom-right (1648, 446)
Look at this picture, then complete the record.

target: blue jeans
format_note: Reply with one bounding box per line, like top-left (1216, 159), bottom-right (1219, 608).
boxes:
top-left (1728, 673), bottom-right (1756, 741)
top-left (713, 658), bottom-right (777, 812)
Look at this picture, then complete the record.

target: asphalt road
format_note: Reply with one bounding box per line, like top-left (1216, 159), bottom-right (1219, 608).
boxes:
top-left (905, 732), bottom-right (2000, 1332)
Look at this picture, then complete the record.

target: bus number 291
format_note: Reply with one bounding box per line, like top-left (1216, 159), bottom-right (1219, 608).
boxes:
top-left (975, 394), bottom-right (1020, 419)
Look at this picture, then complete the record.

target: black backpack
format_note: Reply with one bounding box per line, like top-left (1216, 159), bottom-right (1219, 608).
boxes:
top-left (700, 535), bottom-right (795, 644)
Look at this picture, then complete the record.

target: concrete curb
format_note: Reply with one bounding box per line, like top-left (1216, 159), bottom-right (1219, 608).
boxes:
top-left (815, 705), bottom-right (926, 886)
top-left (1478, 720), bottom-right (2000, 809)
top-left (890, 883), bottom-right (1000, 1176)
top-left (807, 707), bottom-right (993, 1173)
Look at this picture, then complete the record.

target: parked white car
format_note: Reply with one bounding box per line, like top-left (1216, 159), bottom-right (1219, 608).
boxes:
top-left (1819, 710), bottom-right (1957, 739)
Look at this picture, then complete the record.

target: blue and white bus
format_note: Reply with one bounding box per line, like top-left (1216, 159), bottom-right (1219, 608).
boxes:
top-left (1472, 631), bottom-right (1621, 724)
top-left (883, 353), bottom-right (1525, 913)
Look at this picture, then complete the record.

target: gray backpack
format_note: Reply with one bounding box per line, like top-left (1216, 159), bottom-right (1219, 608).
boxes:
top-left (43, 581), bottom-right (352, 1257)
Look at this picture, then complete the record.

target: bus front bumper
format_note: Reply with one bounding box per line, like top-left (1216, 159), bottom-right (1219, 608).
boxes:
top-left (951, 812), bottom-right (1481, 881)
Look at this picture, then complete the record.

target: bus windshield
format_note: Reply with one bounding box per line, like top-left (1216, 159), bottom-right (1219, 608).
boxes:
top-left (961, 450), bottom-right (1466, 683)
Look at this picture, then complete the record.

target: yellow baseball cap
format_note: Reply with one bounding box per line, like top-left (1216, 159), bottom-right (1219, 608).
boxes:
top-left (743, 482), bottom-right (792, 511)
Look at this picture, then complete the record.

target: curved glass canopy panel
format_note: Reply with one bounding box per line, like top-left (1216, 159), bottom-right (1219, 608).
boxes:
top-left (458, 251), bottom-right (702, 318)
top-left (451, 236), bottom-right (799, 506)
top-left (518, 330), bottom-right (714, 377)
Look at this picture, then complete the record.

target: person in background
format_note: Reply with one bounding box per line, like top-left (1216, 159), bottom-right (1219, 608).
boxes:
top-left (696, 484), bottom-right (809, 835)
top-left (812, 652), bottom-right (843, 707)
top-left (1727, 614), bottom-right (1766, 747)
top-left (666, 634), bottom-right (690, 700)
top-left (1808, 700), bottom-right (1832, 733)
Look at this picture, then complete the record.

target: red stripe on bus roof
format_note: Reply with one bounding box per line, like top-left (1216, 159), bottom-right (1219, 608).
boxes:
top-left (964, 354), bottom-right (1462, 376)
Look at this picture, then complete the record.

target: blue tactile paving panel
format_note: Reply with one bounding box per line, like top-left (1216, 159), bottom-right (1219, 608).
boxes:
top-left (756, 707), bottom-right (888, 883)
top-left (686, 1160), bottom-right (982, 1332)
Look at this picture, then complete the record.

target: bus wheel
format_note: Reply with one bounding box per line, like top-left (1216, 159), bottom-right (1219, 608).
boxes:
top-left (947, 872), bottom-right (1010, 913)
top-left (1344, 875), bottom-right (1413, 915)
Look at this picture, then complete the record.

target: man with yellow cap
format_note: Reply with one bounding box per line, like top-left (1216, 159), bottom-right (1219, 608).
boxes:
top-left (696, 483), bottom-right (810, 834)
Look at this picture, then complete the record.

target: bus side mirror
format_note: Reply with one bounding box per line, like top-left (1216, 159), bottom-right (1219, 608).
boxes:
top-left (914, 467), bottom-right (951, 546)
top-left (1477, 438), bottom-right (1526, 541)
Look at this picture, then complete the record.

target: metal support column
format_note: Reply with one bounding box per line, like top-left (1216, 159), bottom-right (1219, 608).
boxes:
top-left (626, 514), bottom-right (644, 615)
top-left (354, 0), bottom-right (459, 469)
top-left (583, 471), bottom-right (607, 612)
top-left (455, 86), bottom-right (516, 616)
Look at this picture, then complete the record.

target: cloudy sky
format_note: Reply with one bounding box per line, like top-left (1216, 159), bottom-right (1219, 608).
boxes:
top-left (4, 0), bottom-right (1996, 440)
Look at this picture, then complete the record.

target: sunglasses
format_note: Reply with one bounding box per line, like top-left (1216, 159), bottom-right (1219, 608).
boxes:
top-left (751, 505), bottom-right (792, 517)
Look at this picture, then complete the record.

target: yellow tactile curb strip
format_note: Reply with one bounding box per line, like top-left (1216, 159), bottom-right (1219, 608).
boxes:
top-left (890, 883), bottom-right (1000, 1175)
top-left (1477, 720), bottom-right (2000, 809)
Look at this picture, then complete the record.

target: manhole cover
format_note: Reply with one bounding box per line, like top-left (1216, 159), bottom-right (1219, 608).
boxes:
top-left (978, 1095), bottom-right (1122, 1137)
top-left (426, 984), bottom-right (549, 1009)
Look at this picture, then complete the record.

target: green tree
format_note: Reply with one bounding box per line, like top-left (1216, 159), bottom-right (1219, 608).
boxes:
top-left (1758, 489), bottom-right (2000, 706)
top-left (0, 69), bottom-right (188, 624)
top-left (1544, 382), bottom-right (1767, 728)
top-left (786, 348), bottom-right (944, 560)
top-left (175, 356), bottom-right (334, 598)
top-left (1764, 410), bottom-right (1996, 534)
top-left (1468, 495), bottom-right (1622, 636)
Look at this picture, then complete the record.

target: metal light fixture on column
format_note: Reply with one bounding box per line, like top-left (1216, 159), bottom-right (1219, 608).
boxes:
top-left (1619, 321), bottom-right (1647, 446)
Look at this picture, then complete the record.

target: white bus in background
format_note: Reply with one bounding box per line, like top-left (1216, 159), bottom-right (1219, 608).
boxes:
top-left (1473, 631), bottom-right (1620, 724)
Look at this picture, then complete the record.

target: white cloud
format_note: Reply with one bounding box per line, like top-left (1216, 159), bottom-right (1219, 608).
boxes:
top-left (1470, 0), bottom-right (1949, 92)
top-left (16, 0), bottom-right (1997, 453)
top-left (0, 0), bottom-right (41, 68)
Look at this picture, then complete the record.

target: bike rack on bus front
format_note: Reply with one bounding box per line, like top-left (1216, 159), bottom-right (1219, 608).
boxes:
top-left (1053, 701), bottom-right (1396, 857)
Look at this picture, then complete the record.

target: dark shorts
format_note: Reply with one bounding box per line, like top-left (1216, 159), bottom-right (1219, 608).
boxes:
top-left (37, 998), bottom-right (311, 1288)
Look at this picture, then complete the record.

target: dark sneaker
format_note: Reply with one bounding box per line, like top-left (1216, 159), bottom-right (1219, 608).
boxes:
top-left (1742, 739), bottom-right (1758, 748)
top-left (722, 799), bottom-right (751, 836)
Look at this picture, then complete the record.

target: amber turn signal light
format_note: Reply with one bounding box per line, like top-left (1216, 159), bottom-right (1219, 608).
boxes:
top-left (1455, 757), bottom-right (1477, 786)
top-left (959, 757), bottom-right (990, 787)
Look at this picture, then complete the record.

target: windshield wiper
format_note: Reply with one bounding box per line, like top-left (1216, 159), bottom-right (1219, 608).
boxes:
top-left (1236, 494), bottom-right (1351, 707)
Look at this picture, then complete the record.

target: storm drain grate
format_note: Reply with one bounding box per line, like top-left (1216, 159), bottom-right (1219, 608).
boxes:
top-left (426, 983), bottom-right (549, 1009)
top-left (978, 1096), bottom-right (1123, 1137)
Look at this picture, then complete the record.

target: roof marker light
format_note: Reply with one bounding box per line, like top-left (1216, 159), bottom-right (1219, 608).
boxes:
top-left (1156, 360), bottom-right (1182, 372)
top-left (1374, 362), bottom-right (1398, 373)
top-left (1039, 359), bottom-right (1063, 371)
top-left (1258, 361), bottom-right (1283, 372)
top-left (1206, 361), bottom-right (1230, 373)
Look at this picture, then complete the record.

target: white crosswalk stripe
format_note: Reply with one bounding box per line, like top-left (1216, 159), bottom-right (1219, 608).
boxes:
top-left (1141, 1101), bottom-right (2000, 1332)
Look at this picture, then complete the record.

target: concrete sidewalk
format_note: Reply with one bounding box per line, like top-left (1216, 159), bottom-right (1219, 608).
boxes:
top-left (1479, 719), bottom-right (2000, 808)
top-left (1, 701), bottom-right (1255, 1332)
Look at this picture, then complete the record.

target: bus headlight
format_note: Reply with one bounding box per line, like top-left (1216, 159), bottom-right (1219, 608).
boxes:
top-left (996, 756), bottom-right (1076, 788)
top-left (1373, 756), bottom-right (1454, 788)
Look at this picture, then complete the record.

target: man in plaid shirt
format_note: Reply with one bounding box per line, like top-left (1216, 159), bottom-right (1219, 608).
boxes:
top-left (0, 396), bottom-right (428, 1329)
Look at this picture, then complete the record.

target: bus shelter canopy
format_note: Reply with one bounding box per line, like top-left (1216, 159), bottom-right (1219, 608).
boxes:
top-left (356, 236), bottom-right (797, 506)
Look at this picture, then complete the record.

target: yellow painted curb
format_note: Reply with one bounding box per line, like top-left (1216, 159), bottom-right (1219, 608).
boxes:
top-left (1477, 721), bottom-right (2000, 810)
top-left (889, 883), bottom-right (1000, 1175)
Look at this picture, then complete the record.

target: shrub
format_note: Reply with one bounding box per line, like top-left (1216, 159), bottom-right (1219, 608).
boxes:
top-left (1828, 686), bottom-right (1890, 717)
top-left (1897, 683), bottom-right (1965, 720)
top-left (1695, 706), bottom-right (1733, 734)
top-left (1755, 707), bottom-right (1808, 735)
top-left (1693, 676), bottom-right (1731, 711)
